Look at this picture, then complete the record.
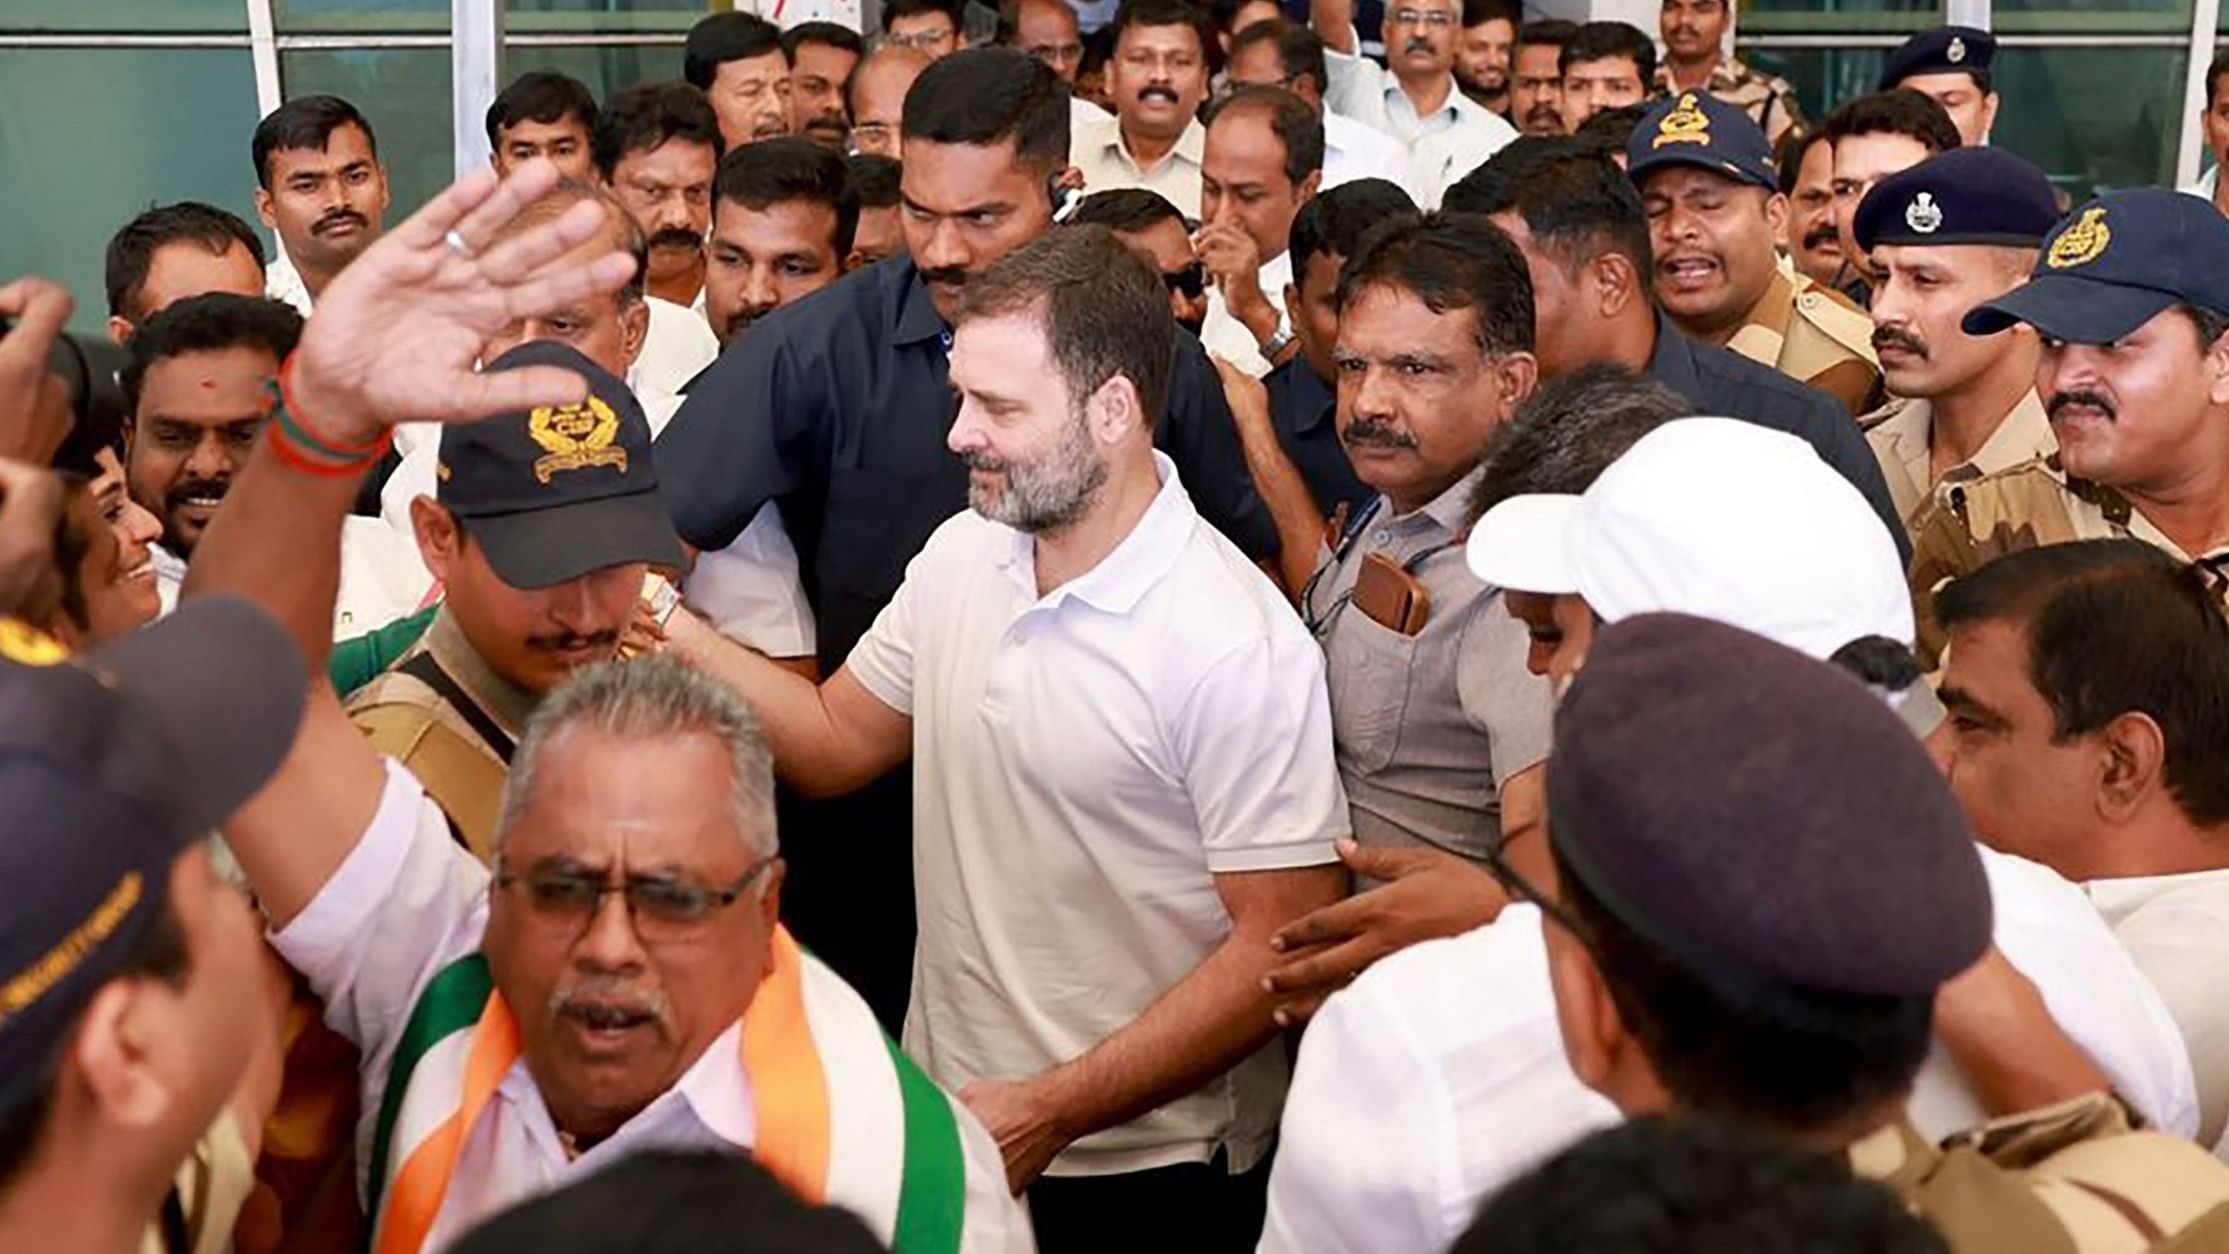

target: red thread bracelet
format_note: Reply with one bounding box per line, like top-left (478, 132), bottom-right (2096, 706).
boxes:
top-left (278, 353), bottom-right (390, 457)
top-left (267, 417), bottom-right (392, 477)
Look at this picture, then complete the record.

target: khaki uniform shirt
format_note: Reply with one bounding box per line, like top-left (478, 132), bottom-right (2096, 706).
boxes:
top-left (1722, 269), bottom-right (1883, 417)
top-left (1654, 58), bottom-right (1807, 147)
top-left (1303, 470), bottom-right (1554, 860)
top-left (345, 608), bottom-right (539, 859)
top-left (1852, 1094), bottom-right (2229, 1253)
top-left (1908, 454), bottom-right (2229, 663)
top-left (1862, 389), bottom-right (2057, 534)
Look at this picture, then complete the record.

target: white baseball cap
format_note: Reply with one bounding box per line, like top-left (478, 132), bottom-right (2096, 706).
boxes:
top-left (1465, 417), bottom-right (1915, 659)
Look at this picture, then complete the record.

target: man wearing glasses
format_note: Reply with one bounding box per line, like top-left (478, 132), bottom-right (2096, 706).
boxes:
top-left (1225, 20), bottom-right (1414, 199)
top-left (881, 0), bottom-right (968, 59)
top-left (1307, 0), bottom-right (1516, 206)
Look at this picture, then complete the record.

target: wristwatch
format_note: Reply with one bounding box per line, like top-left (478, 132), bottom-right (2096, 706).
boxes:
top-left (1260, 325), bottom-right (1295, 359)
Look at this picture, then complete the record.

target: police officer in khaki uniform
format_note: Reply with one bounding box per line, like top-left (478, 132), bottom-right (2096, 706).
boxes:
top-left (1911, 189), bottom-right (2229, 651)
top-left (1519, 613), bottom-right (2229, 1253)
top-left (347, 339), bottom-right (684, 856)
top-left (1626, 90), bottom-right (1883, 416)
top-left (1853, 147), bottom-right (2063, 534)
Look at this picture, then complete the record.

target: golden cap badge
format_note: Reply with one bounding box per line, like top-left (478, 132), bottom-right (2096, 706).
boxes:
top-left (527, 395), bottom-right (629, 484)
top-left (1651, 93), bottom-right (1712, 149)
top-left (2046, 207), bottom-right (2111, 270)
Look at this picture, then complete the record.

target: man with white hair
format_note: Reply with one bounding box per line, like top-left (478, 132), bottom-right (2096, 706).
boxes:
top-left (1258, 369), bottom-right (2198, 1254)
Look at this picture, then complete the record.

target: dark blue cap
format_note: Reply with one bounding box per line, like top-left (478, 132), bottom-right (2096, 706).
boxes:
top-left (1853, 147), bottom-right (2061, 252)
top-left (1626, 91), bottom-right (1776, 193)
top-left (0, 598), bottom-right (305, 1120)
top-left (1548, 613), bottom-right (1990, 998)
top-left (1878, 25), bottom-right (1994, 91)
top-left (438, 339), bottom-right (684, 589)
top-left (1963, 188), bottom-right (2229, 342)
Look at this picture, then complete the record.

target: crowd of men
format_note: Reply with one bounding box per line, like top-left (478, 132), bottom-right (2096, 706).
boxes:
top-left (8, 0), bottom-right (2229, 1251)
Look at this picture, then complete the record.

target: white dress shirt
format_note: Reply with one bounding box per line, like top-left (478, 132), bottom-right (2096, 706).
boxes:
top-left (1259, 846), bottom-right (2201, 1254)
top-left (1320, 38), bottom-right (1517, 208)
top-left (635, 295), bottom-right (721, 401)
top-left (1321, 109), bottom-right (1417, 201)
top-left (846, 452), bottom-right (1348, 1177)
top-left (1071, 112), bottom-right (1208, 219)
top-left (2088, 867), bottom-right (2229, 1153)
top-left (1199, 249), bottom-right (1292, 378)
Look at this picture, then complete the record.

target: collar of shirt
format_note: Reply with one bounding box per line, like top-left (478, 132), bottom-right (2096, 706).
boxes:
top-left (1654, 57), bottom-right (1747, 95)
top-left (1095, 116), bottom-right (1206, 179)
top-left (1384, 74), bottom-right (1467, 137)
top-left (889, 259), bottom-right (949, 347)
top-left (2182, 166), bottom-right (2220, 200)
top-left (426, 605), bottom-right (542, 736)
top-left (994, 450), bottom-right (1193, 614)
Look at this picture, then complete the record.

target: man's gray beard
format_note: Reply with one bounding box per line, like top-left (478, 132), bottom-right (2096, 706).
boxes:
top-left (968, 412), bottom-right (1108, 534)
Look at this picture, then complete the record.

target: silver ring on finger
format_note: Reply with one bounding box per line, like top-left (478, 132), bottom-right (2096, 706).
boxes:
top-left (443, 228), bottom-right (477, 260)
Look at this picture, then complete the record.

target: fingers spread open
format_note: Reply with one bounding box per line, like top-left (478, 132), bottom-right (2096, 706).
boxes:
top-left (497, 252), bottom-right (639, 327)
top-left (475, 198), bottom-right (615, 286)
top-left (392, 164), bottom-right (505, 251)
top-left (446, 160), bottom-right (571, 264)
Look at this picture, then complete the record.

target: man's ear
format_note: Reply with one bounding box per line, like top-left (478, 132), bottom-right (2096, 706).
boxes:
top-left (106, 316), bottom-right (136, 348)
top-left (2095, 710), bottom-right (2169, 824)
top-left (619, 297), bottom-right (651, 372)
top-left (1594, 249), bottom-right (1642, 319)
top-left (1282, 281), bottom-right (1303, 341)
top-left (1297, 169), bottom-right (1323, 206)
top-left (1763, 190), bottom-right (1791, 239)
top-left (71, 979), bottom-right (176, 1134)
top-left (1492, 349), bottom-right (1541, 415)
top-left (1088, 374), bottom-right (1146, 441)
top-left (411, 497), bottom-right (462, 584)
top-left (252, 187), bottom-right (278, 232)
top-left (1545, 928), bottom-right (1624, 1097)
top-left (2205, 322), bottom-right (2229, 408)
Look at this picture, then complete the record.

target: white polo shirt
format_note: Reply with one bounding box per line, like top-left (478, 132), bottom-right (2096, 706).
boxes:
top-left (1322, 109), bottom-right (1416, 200)
top-left (1320, 41), bottom-right (1516, 208)
top-left (846, 451), bottom-right (1348, 1178)
top-left (1259, 846), bottom-right (2201, 1254)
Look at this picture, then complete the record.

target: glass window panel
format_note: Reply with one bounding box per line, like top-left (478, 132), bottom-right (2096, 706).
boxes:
top-left (274, 0), bottom-right (449, 34)
top-left (1740, 1), bottom-right (1937, 38)
top-left (508, 0), bottom-right (710, 35)
top-left (1740, 46), bottom-right (1891, 124)
top-left (280, 49), bottom-right (453, 221)
top-left (1994, 0), bottom-right (2190, 36)
top-left (0, 1), bottom-right (245, 33)
top-left (1990, 46), bottom-right (2188, 194)
top-left (506, 42), bottom-right (689, 101)
top-left (0, 49), bottom-right (262, 334)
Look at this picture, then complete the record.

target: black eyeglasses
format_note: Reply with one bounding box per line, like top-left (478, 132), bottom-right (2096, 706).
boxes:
top-left (494, 855), bottom-right (776, 942)
top-left (1164, 261), bottom-right (1207, 300)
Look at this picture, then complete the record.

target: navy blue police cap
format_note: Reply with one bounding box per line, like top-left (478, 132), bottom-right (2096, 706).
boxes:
top-left (1964, 188), bottom-right (2229, 343)
top-left (1853, 146), bottom-right (2060, 253)
top-left (1626, 91), bottom-right (1776, 193)
top-left (1878, 26), bottom-right (1994, 91)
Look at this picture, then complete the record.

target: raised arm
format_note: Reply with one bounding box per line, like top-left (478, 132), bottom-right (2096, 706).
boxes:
top-left (1310, 0), bottom-right (1359, 56)
top-left (189, 160), bottom-right (634, 926)
top-left (1211, 356), bottom-right (1326, 600)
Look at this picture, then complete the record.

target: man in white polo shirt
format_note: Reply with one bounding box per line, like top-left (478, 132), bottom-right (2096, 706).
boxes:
top-left (1308, 0), bottom-right (1516, 205)
top-left (666, 224), bottom-right (1349, 1250)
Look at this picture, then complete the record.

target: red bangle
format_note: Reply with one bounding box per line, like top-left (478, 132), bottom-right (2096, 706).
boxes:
top-left (278, 353), bottom-right (389, 457)
top-left (266, 418), bottom-right (392, 477)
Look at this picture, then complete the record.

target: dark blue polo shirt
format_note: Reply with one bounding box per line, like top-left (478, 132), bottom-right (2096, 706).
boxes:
top-left (1263, 356), bottom-right (1373, 522)
top-left (1645, 314), bottom-right (1911, 564)
top-left (659, 256), bottom-right (1280, 672)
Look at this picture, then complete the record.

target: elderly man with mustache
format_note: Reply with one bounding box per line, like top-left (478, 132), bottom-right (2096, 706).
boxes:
top-left (1309, 0), bottom-right (1516, 205)
top-left (253, 95), bottom-right (391, 314)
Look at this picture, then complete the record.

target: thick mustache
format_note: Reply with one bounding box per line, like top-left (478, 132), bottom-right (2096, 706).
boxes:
top-left (921, 264), bottom-right (969, 288)
top-left (1403, 38), bottom-right (1433, 53)
top-left (313, 210), bottom-right (367, 234)
top-left (1803, 225), bottom-right (1841, 251)
top-left (551, 976), bottom-right (670, 1027)
top-left (649, 227), bottom-right (702, 252)
top-left (527, 630), bottom-right (619, 654)
top-left (1871, 327), bottom-right (1926, 358)
top-left (1140, 86), bottom-right (1179, 104)
top-left (164, 478), bottom-right (231, 509)
top-left (1341, 417), bottom-right (1419, 450)
top-left (962, 449), bottom-right (1012, 473)
top-left (2048, 389), bottom-right (2116, 422)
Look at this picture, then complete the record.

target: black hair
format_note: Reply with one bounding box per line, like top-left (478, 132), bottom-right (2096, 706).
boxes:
top-left (485, 70), bottom-right (599, 151)
top-left (881, 0), bottom-right (965, 33)
top-left (960, 225), bottom-right (1175, 429)
top-left (1109, 0), bottom-right (1214, 57)
top-left (713, 137), bottom-right (861, 258)
top-left (1071, 187), bottom-right (1188, 233)
top-left (2211, 48), bottom-right (2229, 109)
top-left (1559, 20), bottom-right (1656, 85)
top-left (1573, 101), bottom-right (1650, 154)
top-left (1516, 17), bottom-right (1577, 52)
top-left (1228, 19), bottom-right (1327, 97)
top-left (1458, 1115), bottom-right (1950, 1254)
top-left (592, 82), bottom-right (725, 180)
top-left (1462, 0), bottom-right (1518, 29)
top-left (1820, 89), bottom-right (1960, 156)
top-left (1289, 178), bottom-right (1418, 293)
top-left (1935, 539), bottom-right (2229, 827)
top-left (1554, 839), bottom-right (1938, 1136)
top-left (1775, 126), bottom-right (1829, 196)
top-left (900, 47), bottom-right (1070, 173)
top-left (783, 20), bottom-right (865, 61)
top-left (103, 202), bottom-right (268, 323)
top-left (843, 152), bottom-right (902, 209)
top-left (1444, 141), bottom-right (1653, 281)
top-left (0, 903), bottom-right (191, 1188)
top-left (1338, 211), bottom-right (1536, 356)
top-left (448, 1151), bottom-right (886, 1254)
top-left (252, 94), bottom-right (378, 189)
top-left (1469, 365), bottom-right (1691, 523)
top-left (121, 293), bottom-right (305, 416)
top-left (683, 12), bottom-right (787, 91)
top-left (1203, 85), bottom-right (1324, 184)
top-left (2183, 301), bottom-right (2229, 347)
